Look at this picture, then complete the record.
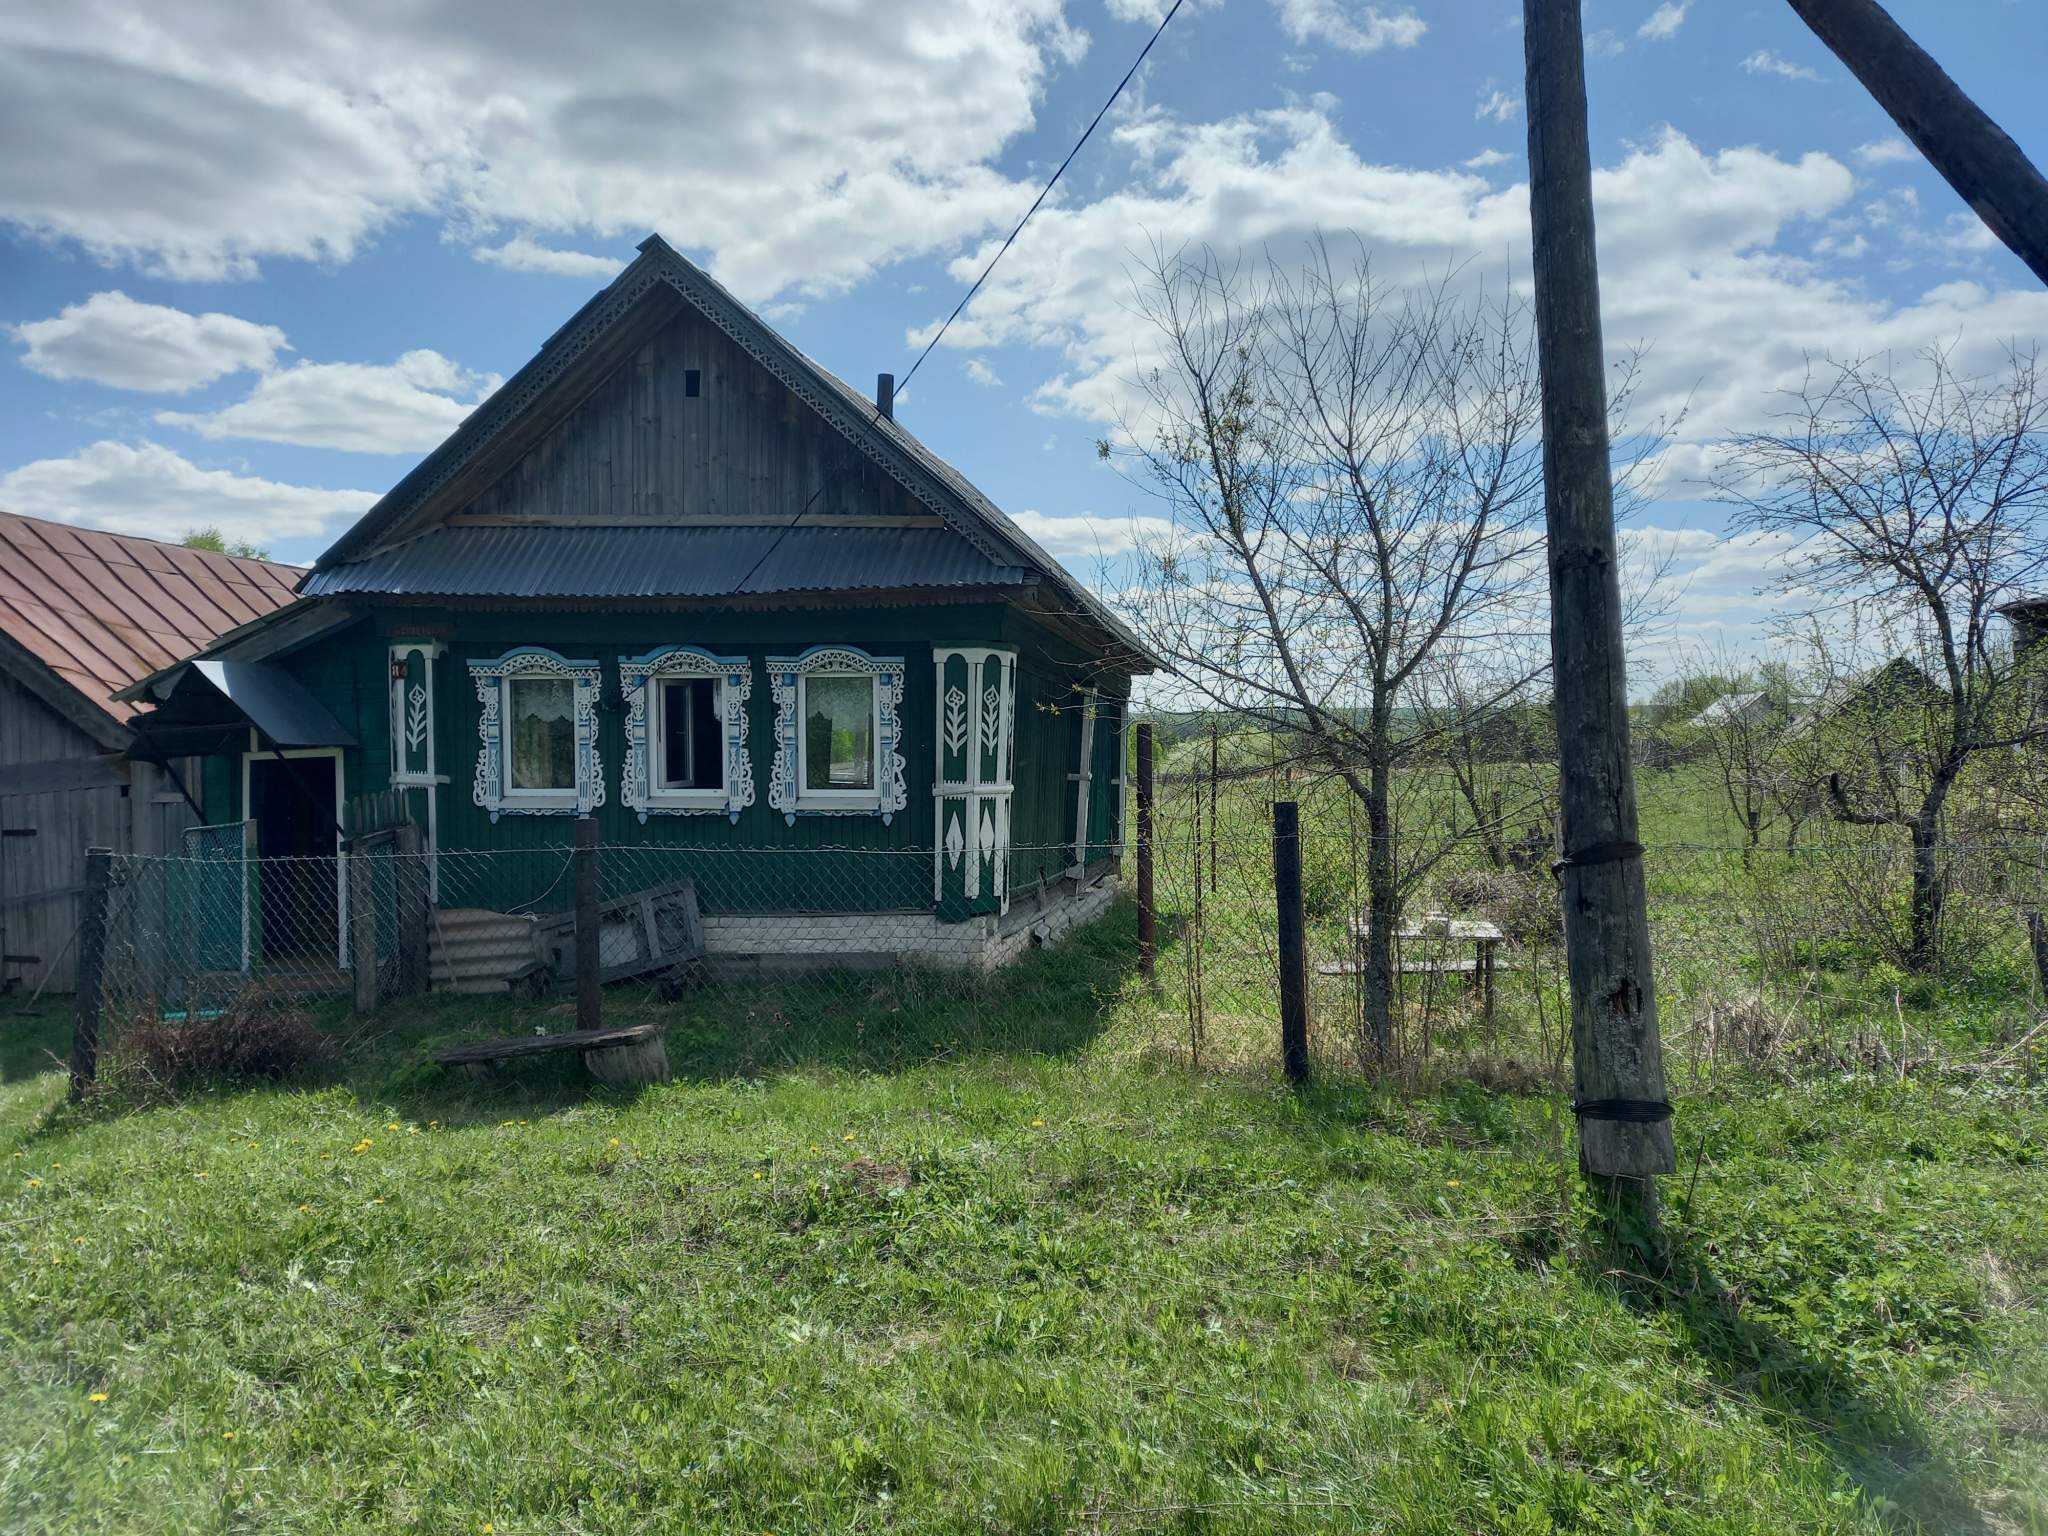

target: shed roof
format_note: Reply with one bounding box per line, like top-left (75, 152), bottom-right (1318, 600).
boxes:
top-left (0, 510), bottom-right (301, 732)
top-left (300, 524), bottom-right (1028, 600)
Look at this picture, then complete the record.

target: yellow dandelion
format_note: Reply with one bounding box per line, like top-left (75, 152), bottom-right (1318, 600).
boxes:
top-left (483, 1524), bottom-right (494, 1534)
top-left (500, 1120), bottom-right (516, 1128)
top-left (88, 1391), bottom-right (108, 1403)
top-left (1445, 1179), bottom-right (1462, 1188)
top-left (51, 1161), bottom-right (61, 1168)
top-left (608, 1137), bottom-right (620, 1149)
top-left (194, 1171), bottom-right (208, 1180)
top-left (386, 1123), bottom-right (401, 1132)
top-left (297, 1203), bottom-right (311, 1212)
top-left (25, 1177), bottom-right (41, 1188)
top-left (1030, 1118), bottom-right (1045, 1128)
top-left (752, 1170), bottom-right (764, 1180)
top-left (842, 1133), bottom-right (856, 1143)
top-left (429, 1120), bottom-right (440, 1129)
top-left (221, 1430), bottom-right (236, 1440)
top-left (73, 1237), bottom-right (86, 1245)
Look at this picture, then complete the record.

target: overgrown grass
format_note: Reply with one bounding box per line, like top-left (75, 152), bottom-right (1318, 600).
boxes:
top-left (4, 906), bottom-right (2046, 1533)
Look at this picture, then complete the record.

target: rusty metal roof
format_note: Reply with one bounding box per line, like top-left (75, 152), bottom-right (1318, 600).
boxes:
top-left (0, 510), bottom-right (302, 723)
top-left (299, 523), bottom-right (1028, 600)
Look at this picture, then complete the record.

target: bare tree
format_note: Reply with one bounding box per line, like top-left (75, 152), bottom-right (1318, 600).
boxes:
top-left (1107, 236), bottom-right (1595, 1060)
top-left (1721, 348), bottom-right (2048, 969)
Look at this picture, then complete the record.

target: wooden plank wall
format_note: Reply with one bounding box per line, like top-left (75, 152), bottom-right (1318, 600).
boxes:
top-left (0, 669), bottom-right (202, 994)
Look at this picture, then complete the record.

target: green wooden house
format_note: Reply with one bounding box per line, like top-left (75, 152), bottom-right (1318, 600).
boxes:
top-left (122, 235), bottom-right (1152, 973)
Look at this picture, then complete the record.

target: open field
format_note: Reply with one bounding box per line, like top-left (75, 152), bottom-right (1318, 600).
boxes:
top-left (4, 893), bottom-right (2048, 1534)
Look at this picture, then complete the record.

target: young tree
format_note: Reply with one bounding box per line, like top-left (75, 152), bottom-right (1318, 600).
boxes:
top-left (1721, 348), bottom-right (2048, 968)
top-left (1107, 237), bottom-right (1583, 1061)
top-left (182, 526), bottom-right (272, 560)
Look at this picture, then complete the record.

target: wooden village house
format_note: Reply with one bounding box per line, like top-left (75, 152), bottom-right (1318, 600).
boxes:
top-left (0, 513), bottom-right (299, 992)
top-left (119, 235), bottom-right (1151, 983)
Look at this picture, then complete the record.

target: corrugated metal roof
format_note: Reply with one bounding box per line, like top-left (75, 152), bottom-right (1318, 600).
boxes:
top-left (0, 510), bottom-right (302, 719)
top-left (299, 524), bottom-right (1028, 599)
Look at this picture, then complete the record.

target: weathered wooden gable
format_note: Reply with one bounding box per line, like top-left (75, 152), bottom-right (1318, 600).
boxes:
top-left (447, 305), bottom-right (938, 529)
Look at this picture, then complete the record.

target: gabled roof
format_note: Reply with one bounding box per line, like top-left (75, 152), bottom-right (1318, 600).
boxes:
top-left (311, 234), bottom-right (1152, 669)
top-left (0, 510), bottom-right (301, 742)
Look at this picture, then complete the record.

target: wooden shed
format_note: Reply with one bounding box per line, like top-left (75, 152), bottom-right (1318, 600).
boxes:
top-left (0, 512), bottom-right (299, 992)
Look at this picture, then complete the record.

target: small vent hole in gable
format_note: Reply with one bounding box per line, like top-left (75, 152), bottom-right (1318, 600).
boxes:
top-left (685, 368), bottom-right (701, 398)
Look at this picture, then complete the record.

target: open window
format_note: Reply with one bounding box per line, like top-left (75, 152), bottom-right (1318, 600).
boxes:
top-left (619, 646), bottom-right (754, 823)
top-left (767, 646), bottom-right (907, 823)
top-left (470, 648), bottom-right (604, 820)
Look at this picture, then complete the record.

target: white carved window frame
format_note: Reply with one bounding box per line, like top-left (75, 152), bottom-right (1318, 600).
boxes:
top-left (767, 646), bottom-right (908, 823)
top-left (619, 646), bottom-right (755, 824)
top-left (470, 647), bottom-right (605, 821)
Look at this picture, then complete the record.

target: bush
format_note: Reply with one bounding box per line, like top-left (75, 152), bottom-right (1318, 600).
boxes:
top-left (126, 1004), bottom-right (330, 1089)
top-left (1438, 866), bottom-right (1561, 946)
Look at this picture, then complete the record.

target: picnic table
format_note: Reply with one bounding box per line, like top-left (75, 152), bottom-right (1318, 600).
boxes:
top-left (1317, 912), bottom-right (1507, 1018)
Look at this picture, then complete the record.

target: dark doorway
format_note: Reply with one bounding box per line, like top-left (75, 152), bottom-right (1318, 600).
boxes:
top-left (247, 754), bottom-right (340, 962)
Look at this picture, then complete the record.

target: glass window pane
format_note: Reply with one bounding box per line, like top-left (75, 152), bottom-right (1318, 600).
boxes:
top-left (660, 677), bottom-right (722, 791)
top-left (805, 674), bottom-right (874, 791)
top-left (508, 676), bottom-right (575, 790)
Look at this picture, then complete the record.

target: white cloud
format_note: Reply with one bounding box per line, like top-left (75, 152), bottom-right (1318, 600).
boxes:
top-left (1741, 50), bottom-right (1823, 83)
top-left (0, 0), bottom-right (1090, 298)
top-left (12, 290), bottom-right (284, 392)
top-left (1475, 87), bottom-right (1521, 123)
top-left (1273, 0), bottom-right (1426, 54)
top-left (155, 350), bottom-right (501, 453)
top-left (1463, 148), bottom-right (1512, 170)
top-left (1637, 2), bottom-right (1688, 41)
top-left (1853, 136), bottom-right (1916, 168)
top-left (474, 236), bottom-right (627, 280)
top-left (1012, 508), bottom-right (1174, 558)
top-left (963, 357), bottom-right (1003, 387)
top-left (0, 440), bottom-right (375, 543)
top-left (1588, 28), bottom-right (1628, 59)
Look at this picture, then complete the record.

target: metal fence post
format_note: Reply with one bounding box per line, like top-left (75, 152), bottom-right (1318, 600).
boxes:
top-left (1136, 722), bottom-right (1156, 987)
top-left (575, 818), bottom-right (601, 1030)
top-left (69, 847), bottom-right (111, 1099)
top-left (1273, 801), bottom-right (1309, 1085)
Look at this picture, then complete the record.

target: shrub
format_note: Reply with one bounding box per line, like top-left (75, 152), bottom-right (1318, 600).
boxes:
top-left (126, 1004), bottom-right (330, 1089)
top-left (1438, 866), bottom-right (1561, 946)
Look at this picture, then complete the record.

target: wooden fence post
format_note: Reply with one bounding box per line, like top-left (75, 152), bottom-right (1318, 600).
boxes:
top-left (1135, 723), bottom-right (1156, 987)
top-left (69, 847), bottom-right (111, 1100)
top-left (1208, 719), bottom-right (1219, 895)
top-left (1524, 0), bottom-right (1675, 1214)
top-left (394, 822), bottom-right (429, 998)
top-left (1273, 801), bottom-right (1309, 1085)
top-left (350, 842), bottom-right (378, 1014)
top-left (575, 818), bottom-right (601, 1031)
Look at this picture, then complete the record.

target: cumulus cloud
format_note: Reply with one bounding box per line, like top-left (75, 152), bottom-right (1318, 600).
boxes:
top-left (12, 290), bottom-right (285, 391)
top-left (1475, 87), bottom-right (1520, 123)
top-left (0, 440), bottom-right (375, 543)
top-left (1741, 50), bottom-right (1823, 82)
top-left (474, 237), bottom-right (627, 280)
top-left (1011, 509), bottom-right (1175, 559)
top-left (0, 1), bottom-right (1091, 299)
top-left (1272, 0), bottom-right (1426, 54)
top-left (1852, 137), bottom-right (1916, 169)
top-left (1463, 148), bottom-right (1512, 170)
top-left (963, 357), bottom-right (1003, 387)
top-left (155, 350), bottom-right (501, 453)
top-left (1637, 2), bottom-right (1688, 41)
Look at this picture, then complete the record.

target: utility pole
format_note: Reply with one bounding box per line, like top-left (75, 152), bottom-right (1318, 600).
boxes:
top-left (1786, 0), bottom-right (2048, 287)
top-left (1523, 0), bottom-right (1676, 1220)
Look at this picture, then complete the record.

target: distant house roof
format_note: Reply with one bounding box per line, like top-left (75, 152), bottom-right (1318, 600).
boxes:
top-left (0, 510), bottom-right (301, 743)
top-left (1687, 690), bottom-right (1770, 729)
top-left (310, 234), bottom-right (1153, 670)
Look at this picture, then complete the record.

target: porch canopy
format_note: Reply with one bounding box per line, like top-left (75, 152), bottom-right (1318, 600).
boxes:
top-left (125, 658), bottom-right (359, 761)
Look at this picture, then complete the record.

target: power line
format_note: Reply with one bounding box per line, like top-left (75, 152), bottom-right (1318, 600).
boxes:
top-left (896, 0), bottom-right (1188, 397)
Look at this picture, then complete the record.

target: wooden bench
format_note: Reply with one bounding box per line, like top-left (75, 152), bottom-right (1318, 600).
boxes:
top-left (1345, 912), bottom-right (1509, 1018)
top-left (432, 1023), bottom-right (671, 1086)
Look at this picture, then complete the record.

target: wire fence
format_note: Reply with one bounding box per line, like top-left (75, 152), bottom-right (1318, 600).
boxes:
top-left (65, 795), bottom-right (2048, 1099)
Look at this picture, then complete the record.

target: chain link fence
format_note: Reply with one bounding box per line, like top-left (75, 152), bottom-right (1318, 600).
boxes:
top-left (1137, 753), bottom-right (2048, 1083)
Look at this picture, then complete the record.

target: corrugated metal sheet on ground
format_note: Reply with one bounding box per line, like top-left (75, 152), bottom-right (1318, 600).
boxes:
top-left (0, 510), bottom-right (301, 715)
top-left (299, 524), bottom-right (1029, 599)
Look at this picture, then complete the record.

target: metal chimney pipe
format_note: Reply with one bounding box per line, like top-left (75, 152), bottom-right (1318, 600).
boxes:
top-left (876, 372), bottom-right (895, 421)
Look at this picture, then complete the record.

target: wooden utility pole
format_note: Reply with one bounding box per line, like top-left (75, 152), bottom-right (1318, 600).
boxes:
top-left (1786, 0), bottom-right (2048, 287)
top-left (1523, 0), bottom-right (1675, 1213)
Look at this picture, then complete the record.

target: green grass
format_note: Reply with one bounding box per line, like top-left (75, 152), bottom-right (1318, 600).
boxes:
top-left (4, 907), bottom-right (2046, 1534)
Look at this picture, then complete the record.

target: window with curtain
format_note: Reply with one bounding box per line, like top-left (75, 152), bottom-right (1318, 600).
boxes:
top-left (803, 673), bottom-right (875, 791)
top-left (507, 674), bottom-right (576, 792)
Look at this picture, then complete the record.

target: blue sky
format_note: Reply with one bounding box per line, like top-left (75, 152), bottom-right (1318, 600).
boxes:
top-left (0, 0), bottom-right (2042, 682)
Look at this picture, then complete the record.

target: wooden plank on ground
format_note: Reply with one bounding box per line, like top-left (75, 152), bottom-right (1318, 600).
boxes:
top-left (432, 1022), bottom-right (661, 1066)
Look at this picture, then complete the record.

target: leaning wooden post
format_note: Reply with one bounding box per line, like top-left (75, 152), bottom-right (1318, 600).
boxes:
top-left (575, 817), bottom-right (601, 1031)
top-left (350, 842), bottom-right (378, 1014)
top-left (1273, 800), bottom-right (1309, 1085)
top-left (1524, 0), bottom-right (1675, 1217)
top-left (394, 821), bottom-right (429, 998)
top-left (1208, 719), bottom-right (1220, 895)
top-left (1135, 722), bottom-right (1156, 987)
top-left (69, 847), bottom-right (112, 1100)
